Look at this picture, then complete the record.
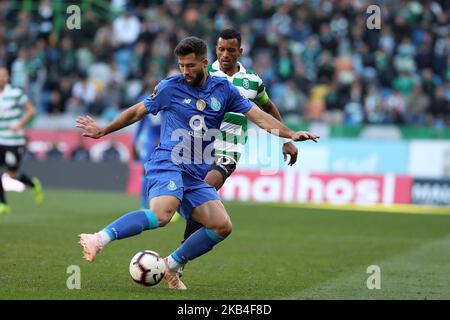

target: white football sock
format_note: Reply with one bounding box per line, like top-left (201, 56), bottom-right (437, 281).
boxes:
top-left (167, 255), bottom-right (182, 270)
top-left (96, 230), bottom-right (112, 246)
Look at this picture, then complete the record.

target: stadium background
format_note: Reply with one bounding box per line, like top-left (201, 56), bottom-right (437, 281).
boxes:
top-left (1, 0), bottom-right (450, 300)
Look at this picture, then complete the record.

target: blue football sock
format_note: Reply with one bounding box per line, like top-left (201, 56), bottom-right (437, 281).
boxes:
top-left (103, 209), bottom-right (158, 241)
top-left (171, 227), bottom-right (226, 265)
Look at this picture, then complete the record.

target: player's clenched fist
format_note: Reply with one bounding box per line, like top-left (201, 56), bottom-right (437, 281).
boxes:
top-left (76, 115), bottom-right (105, 139)
top-left (291, 131), bottom-right (320, 143)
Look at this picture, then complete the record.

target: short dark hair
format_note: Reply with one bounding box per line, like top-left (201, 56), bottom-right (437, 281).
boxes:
top-left (174, 36), bottom-right (207, 58)
top-left (218, 28), bottom-right (241, 47)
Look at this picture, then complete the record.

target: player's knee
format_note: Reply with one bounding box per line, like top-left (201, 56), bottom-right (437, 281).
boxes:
top-left (149, 196), bottom-right (180, 227)
top-left (154, 209), bottom-right (175, 227)
top-left (216, 219), bottom-right (232, 238)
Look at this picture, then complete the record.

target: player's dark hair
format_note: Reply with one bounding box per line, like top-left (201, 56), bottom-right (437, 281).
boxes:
top-left (174, 37), bottom-right (207, 58)
top-left (218, 28), bottom-right (241, 47)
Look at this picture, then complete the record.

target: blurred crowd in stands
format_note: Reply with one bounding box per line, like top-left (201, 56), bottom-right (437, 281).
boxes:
top-left (0, 0), bottom-right (449, 129)
top-left (25, 137), bottom-right (123, 162)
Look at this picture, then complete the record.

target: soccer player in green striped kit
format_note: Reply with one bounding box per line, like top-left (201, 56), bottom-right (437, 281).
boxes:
top-left (180, 29), bottom-right (299, 274)
top-left (0, 67), bottom-right (44, 215)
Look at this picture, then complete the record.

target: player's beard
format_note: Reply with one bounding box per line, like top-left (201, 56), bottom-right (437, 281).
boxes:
top-left (189, 70), bottom-right (205, 87)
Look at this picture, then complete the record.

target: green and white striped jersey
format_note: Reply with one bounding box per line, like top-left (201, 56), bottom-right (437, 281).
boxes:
top-left (0, 84), bottom-right (28, 146)
top-left (209, 60), bottom-right (269, 162)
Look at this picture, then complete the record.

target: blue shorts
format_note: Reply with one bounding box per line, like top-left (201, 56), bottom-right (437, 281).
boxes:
top-left (144, 153), bottom-right (219, 220)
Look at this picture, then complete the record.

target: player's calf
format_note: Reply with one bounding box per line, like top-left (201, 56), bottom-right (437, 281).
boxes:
top-left (207, 156), bottom-right (237, 190)
top-left (78, 209), bottom-right (160, 262)
top-left (182, 219), bottom-right (204, 243)
top-left (178, 213), bottom-right (231, 278)
top-left (78, 196), bottom-right (180, 262)
top-left (167, 200), bottom-right (232, 269)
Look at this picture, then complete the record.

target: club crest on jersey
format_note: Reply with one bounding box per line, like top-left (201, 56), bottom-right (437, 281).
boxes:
top-left (242, 78), bottom-right (250, 89)
top-left (168, 180), bottom-right (177, 191)
top-left (196, 99), bottom-right (206, 111)
top-left (210, 96), bottom-right (221, 111)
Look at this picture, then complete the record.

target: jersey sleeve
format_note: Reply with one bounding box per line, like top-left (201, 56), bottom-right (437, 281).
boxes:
top-left (18, 90), bottom-right (29, 105)
top-left (252, 75), bottom-right (270, 106)
top-left (225, 82), bottom-right (253, 114)
top-left (143, 80), bottom-right (172, 115)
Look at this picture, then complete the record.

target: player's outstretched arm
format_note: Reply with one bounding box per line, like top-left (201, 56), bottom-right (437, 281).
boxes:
top-left (76, 102), bottom-right (148, 139)
top-left (244, 105), bottom-right (320, 143)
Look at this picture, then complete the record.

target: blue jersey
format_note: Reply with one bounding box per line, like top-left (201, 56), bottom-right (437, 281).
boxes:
top-left (143, 73), bottom-right (252, 179)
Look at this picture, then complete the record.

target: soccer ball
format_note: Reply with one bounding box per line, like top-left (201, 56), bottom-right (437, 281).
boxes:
top-left (129, 250), bottom-right (166, 286)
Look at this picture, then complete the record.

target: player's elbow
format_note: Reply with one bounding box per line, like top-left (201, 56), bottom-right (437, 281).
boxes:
top-left (251, 118), bottom-right (267, 131)
top-left (247, 109), bottom-right (268, 130)
top-left (246, 114), bottom-right (262, 128)
top-left (128, 102), bottom-right (148, 123)
top-left (26, 102), bottom-right (36, 116)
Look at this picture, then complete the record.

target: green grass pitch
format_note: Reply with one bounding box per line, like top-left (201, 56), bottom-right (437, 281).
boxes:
top-left (1, 189), bottom-right (450, 300)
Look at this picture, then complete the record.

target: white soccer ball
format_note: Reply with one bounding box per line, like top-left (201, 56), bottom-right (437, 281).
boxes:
top-left (129, 250), bottom-right (166, 286)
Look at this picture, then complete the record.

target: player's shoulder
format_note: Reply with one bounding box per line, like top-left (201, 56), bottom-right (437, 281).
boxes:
top-left (242, 68), bottom-right (263, 83)
top-left (147, 75), bottom-right (183, 101)
top-left (5, 85), bottom-right (25, 96)
top-left (158, 74), bottom-right (184, 89)
top-left (244, 68), bottom-right (257, 76)
top-left (209, 75), bottom-right (236, 95)
top-left (209, 73), bottom-right (231, 86)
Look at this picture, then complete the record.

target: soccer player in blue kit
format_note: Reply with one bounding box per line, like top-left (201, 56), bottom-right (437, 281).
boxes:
top-left (76, 37), bottom-right (319, 290)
